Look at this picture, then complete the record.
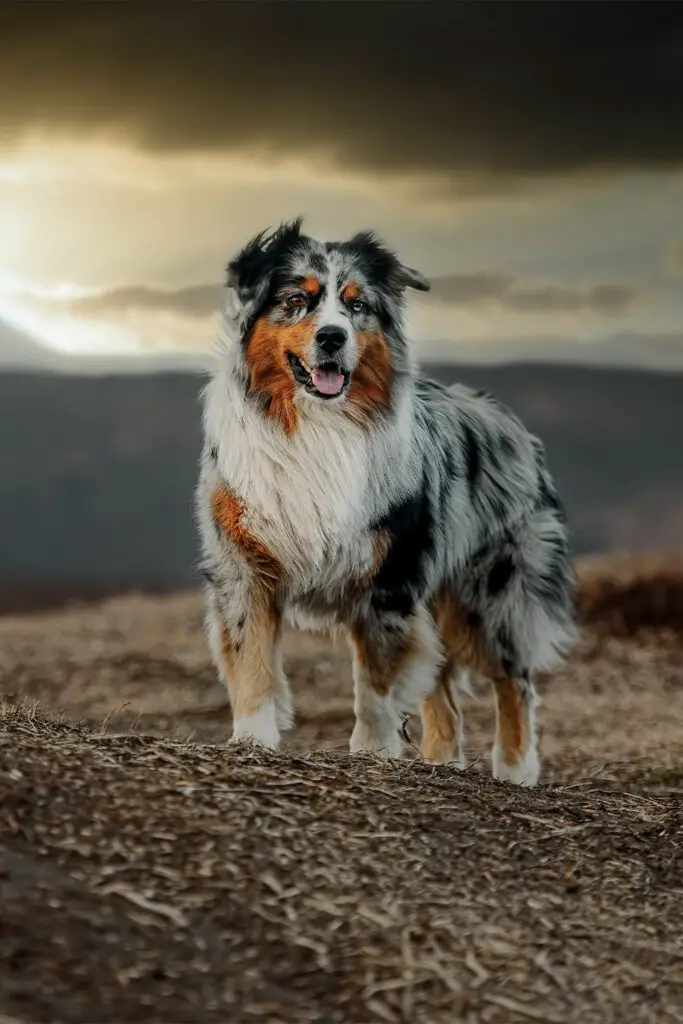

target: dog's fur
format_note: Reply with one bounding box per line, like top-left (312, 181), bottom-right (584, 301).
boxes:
top-left (196, 219), bottom-right (577, 786)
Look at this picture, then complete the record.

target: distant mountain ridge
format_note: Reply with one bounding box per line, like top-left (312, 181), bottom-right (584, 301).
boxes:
top-left (0, 362), bottom-right (682, 592)
top-left (4, 315), bottom-right (683, 375)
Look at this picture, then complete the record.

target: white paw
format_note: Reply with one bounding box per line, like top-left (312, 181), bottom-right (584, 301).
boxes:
top-left (232, 699), bottom-right (281, 750)
top-left (350, 718), bottom-right (403, 759)
top-left (492, 744), bottom-right (540, 788)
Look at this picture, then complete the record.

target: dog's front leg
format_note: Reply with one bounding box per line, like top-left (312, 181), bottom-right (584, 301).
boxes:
top-left (203, 484), bottom-right (292, 750)
top-left (348, 605), bottom-right (442, 759)
top-left (205, 585), bottom-right (289, 749)
top-left (205, 578), bottom-right (292, 750)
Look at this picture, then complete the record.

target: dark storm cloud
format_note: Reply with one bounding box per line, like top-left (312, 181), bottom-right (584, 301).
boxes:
top-left (23, 274), bottom-right (636, 321)
top-left (0, 4), bottom-right (682, 186)
top-left (430, 275), bottom-right (637, 315)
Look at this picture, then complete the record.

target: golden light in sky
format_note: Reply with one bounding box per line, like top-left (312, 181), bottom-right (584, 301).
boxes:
top-left (0, 135), bottom-right (682, 365)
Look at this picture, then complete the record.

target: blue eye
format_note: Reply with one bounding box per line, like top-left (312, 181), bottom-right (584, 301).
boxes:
top-left (351, 299), bottom-right (368, 315)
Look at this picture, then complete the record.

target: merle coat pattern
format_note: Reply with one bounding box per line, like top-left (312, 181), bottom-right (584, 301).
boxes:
top-left (196, 219), bottom-right (577, 785)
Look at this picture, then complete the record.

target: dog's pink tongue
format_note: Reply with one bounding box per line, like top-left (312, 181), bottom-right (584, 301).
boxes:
top-left (311, 367), bottom-right (344, 395)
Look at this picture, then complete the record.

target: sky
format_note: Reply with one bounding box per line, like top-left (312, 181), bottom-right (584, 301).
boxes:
top-left (0, 2), bottom-right (682, 365)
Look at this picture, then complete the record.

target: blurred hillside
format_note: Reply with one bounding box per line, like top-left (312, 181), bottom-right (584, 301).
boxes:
top-left (0, 362), bottom-right (681, 601)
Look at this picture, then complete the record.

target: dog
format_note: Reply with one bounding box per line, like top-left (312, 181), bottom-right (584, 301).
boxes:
top-left (196, 219), bottom-right (577, 786)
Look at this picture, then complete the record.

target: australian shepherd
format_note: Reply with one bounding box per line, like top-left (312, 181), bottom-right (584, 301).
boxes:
top-left (196, 219), bottom-right (577, 786)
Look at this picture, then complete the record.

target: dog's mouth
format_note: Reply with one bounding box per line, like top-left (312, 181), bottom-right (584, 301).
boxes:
top-left (287, 353), bottom-right (350, 399)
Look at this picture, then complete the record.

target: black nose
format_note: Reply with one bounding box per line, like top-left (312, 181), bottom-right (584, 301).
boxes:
top-left (315, 326), bottom-right (347, 355)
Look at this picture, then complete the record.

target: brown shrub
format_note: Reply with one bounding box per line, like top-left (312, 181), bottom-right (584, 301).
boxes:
top-left (577, 552), bottom-right (683, 638)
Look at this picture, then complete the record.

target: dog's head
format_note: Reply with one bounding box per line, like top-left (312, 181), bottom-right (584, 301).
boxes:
top-left (225, 219), bottom-right (429, 433)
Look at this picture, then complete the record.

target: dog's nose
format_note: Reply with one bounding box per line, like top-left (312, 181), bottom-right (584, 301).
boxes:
top-left (315, 326), bottom-right (347, 355)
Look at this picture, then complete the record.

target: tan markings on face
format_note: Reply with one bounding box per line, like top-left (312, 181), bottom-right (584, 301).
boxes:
top-left (431, 589), bottom-right (531, 766)
top-left (245, 314), bottom-right (317, 436)
top-left (345, 328), bottom-right (393, 425)
top-left (342, 281), bottom-right (361, 303)
top-left (300, 275), bottom-right (321, 296)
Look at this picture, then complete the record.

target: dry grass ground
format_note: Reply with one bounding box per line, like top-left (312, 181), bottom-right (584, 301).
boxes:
top-left (1, 554), bottom-right (683, 1023)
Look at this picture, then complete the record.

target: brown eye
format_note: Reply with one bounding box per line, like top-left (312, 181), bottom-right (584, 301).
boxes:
top-left (287, 292), bottom-right (307, 307)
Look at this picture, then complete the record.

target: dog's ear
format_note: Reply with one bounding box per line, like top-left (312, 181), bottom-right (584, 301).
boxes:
top-left (347, 230), bottom-right (430, 297)
top-left (388, 263), bottom-right (431, 294)
top-left (225, 218), bottom-right (304, 325)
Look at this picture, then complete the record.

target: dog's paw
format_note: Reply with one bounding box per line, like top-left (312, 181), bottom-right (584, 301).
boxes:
top-left (492, 743), bottom-right (540, 787)
top-left (231, 699), bottom-right (281, 750)
top-left (350, 719), bottom-right (403, 759)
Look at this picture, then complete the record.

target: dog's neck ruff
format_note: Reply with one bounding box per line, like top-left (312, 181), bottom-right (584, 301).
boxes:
top-left (203, 339), bottom-right (416, 584)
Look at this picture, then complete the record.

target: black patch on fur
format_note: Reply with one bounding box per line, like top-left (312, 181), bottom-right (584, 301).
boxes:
top-left (227, 217), bottom-right (303, 295)
top-left (303, 284), bottom-right (325, 314)
top-left (487, 556), bottom-right (515, 596)
top-left (500, 435), bottom-right (516, 459)
top-left (376, 305), bottom-right (394, 335)
top-left (440, 445), bottom-right (458, 509)
top-left (470, 541), bottom-right (492, 569)
top-left (443, 445), bottom-right (458, 483)
top-left (536, 472), bottom-right (567, 525)
top-left (308, 251), bottom-right (327, 276)
top-left (483, 431), bottom-right (503, 472)
top-left (227, 218), bottom-right (311, 339)
top-left (372, 588), bottom-right (414, 617)
top-left (532, 538), bottom-right (572, 610)
top-left (209, 444), bottom-right (219, 463)
top-left (461, 422), bottom-right (482, 493)
top-left (370, 481), bottom-right (434, 614)
top-left (341, 230), bottom-right (401, 290)
top-left (496, 624), bottom-right (520, 677)
top-left (466, 609), bottom-right (482, 630)
top-left (501, 657), bottom-right (516, 678)
top-left (200, 567), bottom-right (218, 586)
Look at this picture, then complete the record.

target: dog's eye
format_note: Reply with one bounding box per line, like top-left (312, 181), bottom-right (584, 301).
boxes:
top-left (350, 299), bottom-right (368, 315)
top-left (287, 293), bottom-right (307, 308)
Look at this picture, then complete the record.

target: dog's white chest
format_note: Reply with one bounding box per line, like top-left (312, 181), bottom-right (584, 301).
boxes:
top-left (210, 392), bottom-right (371, 584)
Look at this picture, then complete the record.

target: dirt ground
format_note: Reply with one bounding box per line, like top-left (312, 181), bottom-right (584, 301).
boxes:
top-left (1, 555), bottom-right (683, 1023)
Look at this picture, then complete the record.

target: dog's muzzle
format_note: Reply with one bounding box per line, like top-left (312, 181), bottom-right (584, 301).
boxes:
top-left (288, 325), bottom-right (352, 399)
top-left (287, 352), bottom-right (350, 399)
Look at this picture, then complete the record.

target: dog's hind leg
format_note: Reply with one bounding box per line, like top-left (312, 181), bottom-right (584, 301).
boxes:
top-left (420, 664), bottom-right (466, 766)
top-left (491, 673), bottom-right (540, 787)
top-left (431, 588), bottom-right (543, 785)
top-left (348, 604), bottom-right (443, 759)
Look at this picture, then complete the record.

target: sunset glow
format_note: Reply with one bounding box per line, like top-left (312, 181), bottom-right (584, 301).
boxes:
top-left (1, 5), bottom-right (682, 367)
